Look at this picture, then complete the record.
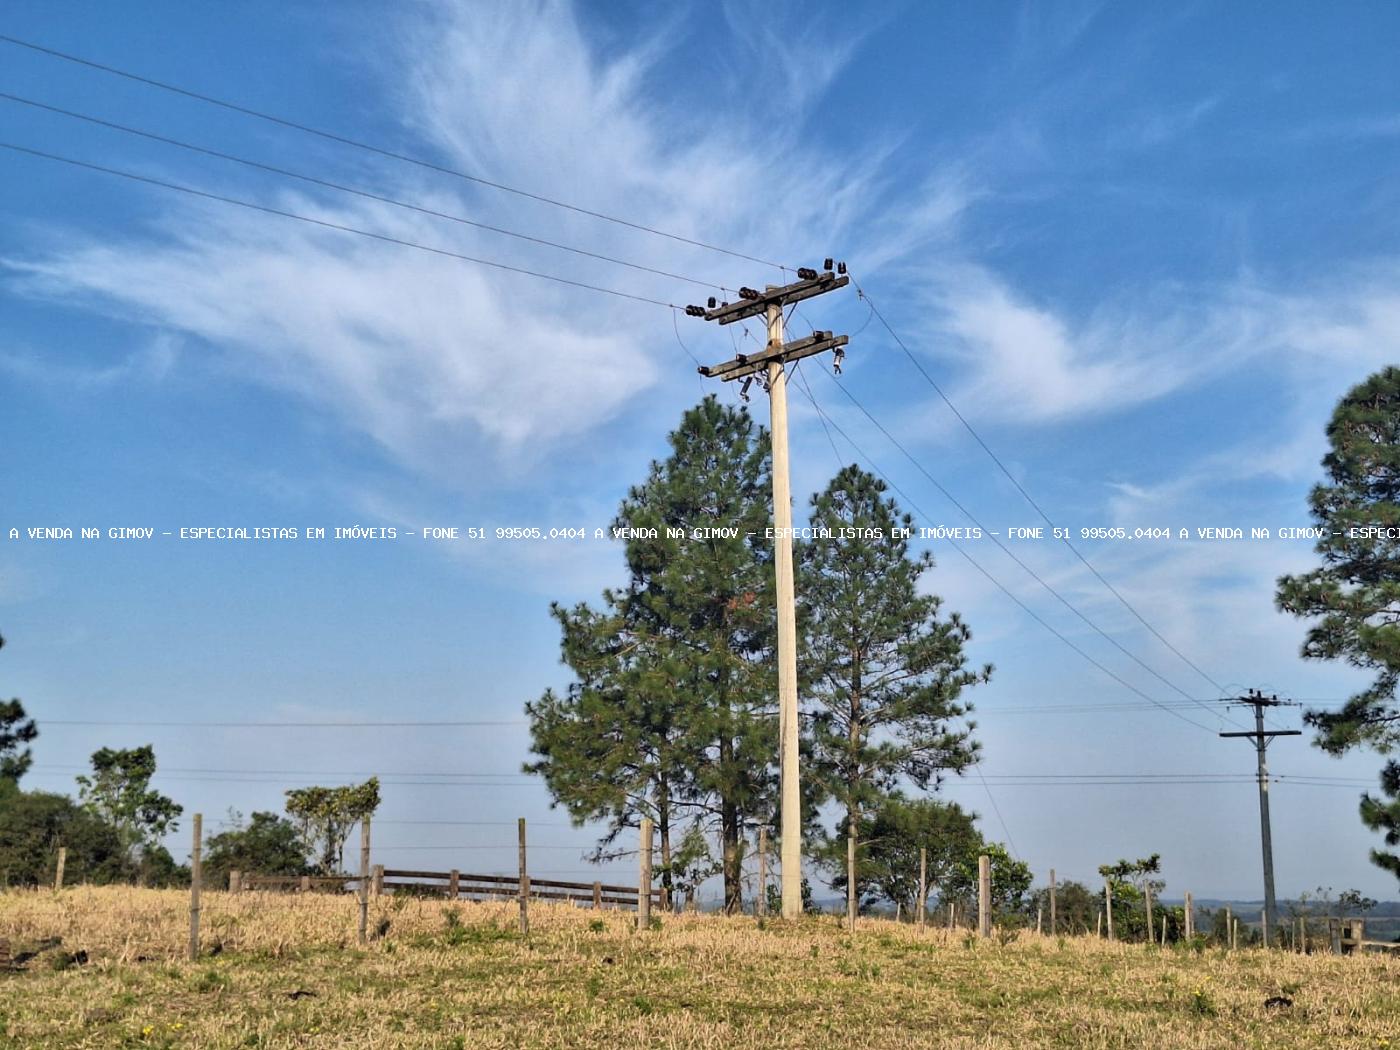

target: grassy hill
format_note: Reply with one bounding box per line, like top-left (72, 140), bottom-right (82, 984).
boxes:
top-left (3, 886), bottom-right (1399, 1048)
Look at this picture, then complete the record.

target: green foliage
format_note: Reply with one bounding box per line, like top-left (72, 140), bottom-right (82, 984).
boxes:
top-left (0, 634), bottom-right (38, 784)
top-left (202, 810), bottom-right (310, 886)
top-left (765, 875), bottom-right (818, 916)
top-left (797, 466), bottom-right (987, 914)
top-left (1359, 762), bottom-right (1400, 881)
top-left (1097, 855), bottom-right (1172, 942)
top-left (0, 785), bottom-right (126, 887)
top-left (1028, 879), bottom-right (1099, 935)
top-left (75, 745), bottom-right (182, 876)
top-left (823, 794), bottom-right (980, 916)
top-left (1277, 367), bottom-right (1400, 756)
top-left (942, 841), bottom-right (1032, 919)
top-left (526, 396), bottom-right (777, 912)
top-left (284, 777), bottom-right (380, 875)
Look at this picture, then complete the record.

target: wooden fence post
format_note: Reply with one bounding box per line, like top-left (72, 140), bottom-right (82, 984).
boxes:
top-left (229, 870), bottom-right (242, 894)
top-left (1096, 910), bottom-right (1102, 938)
top-left (1036, 905), bottom-right (1043, 934)
top-left (518, 817), bottom-right (529, 936)
top-left (1049, 868), bottom-right (1056, 935)
top-left (1184, 891), bottom-right (1193, 939)
top-left (1225, 906), bottom-right (1232, 949)
top-left (372, 864), bottom-right (384, 897)
top-left (356, 816), bottom-right (371, 945)
top-left (918, 847), bottom-right (927, 928)
top-left (1104, 880), bottom-right (1115, 941)
top-left (1260, 908), bottom-right (1267, 949)
top-left (592, 881), bottom-right (602, 910)
top-left (1144, 885), bottom-right (1153, 945)
top-left (448, 869), bottom-right (460, 900)
top-left (188, 813), bottom-right (202, 961)
top-left (757, 828), bottom-right (768, 919)
top-left (53, 847), bottom-right (66, 892)
top-left (1161, 914), bottom-right (1167, 947)
top-left (638, 817), bottom-right (653, 931)
top-left (977, 854), bottom-right (991, 938)
top-left (948, 902), bottom-right (954, 929)
top-left (300, 875), bottom-right (310, 893)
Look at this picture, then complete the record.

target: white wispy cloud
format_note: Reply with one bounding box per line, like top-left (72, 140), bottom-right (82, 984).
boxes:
top-left (2, 1), bottom-right (962, 484)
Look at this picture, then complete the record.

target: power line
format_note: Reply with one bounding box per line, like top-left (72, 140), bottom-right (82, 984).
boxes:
top-left (849, 275), bottom-right (1231, 700)
top-left (36, 717), bottom-right (525, 727)
top-left (0, 32), bottom-right (789, 271)
top-left (791, 371), bottom-right (1215, 733)
top-left (30, 763), bottom-right (531, 779)
top-left (0, 141), bottom-right (680, 310)
top-left (813, 361), bottom-right (1225, 727)
top-left (0, 90), bottom-right (735, 295)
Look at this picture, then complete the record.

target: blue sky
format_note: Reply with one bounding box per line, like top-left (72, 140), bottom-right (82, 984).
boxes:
top-left (4, 1), bottom-right (1400, 902)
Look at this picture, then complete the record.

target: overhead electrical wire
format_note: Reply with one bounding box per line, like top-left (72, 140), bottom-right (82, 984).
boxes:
top-left (0, 142), bottom-right (684, 310)
top-left (0, 32), bottom-right (790, 271)
top-left (36, 716), bottom-right (526, 727)
top-left (787, 367), bottom-right (1216, 733)
top-left (808, 343), bottom-right (1230, 728)
top-left (847, 273), bottom-right (1233, 702)
top-left (0, 90), bottom-right (736, 295)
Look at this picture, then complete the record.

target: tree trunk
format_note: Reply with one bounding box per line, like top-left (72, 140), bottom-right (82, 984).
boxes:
top-left (719, 734), bottom-right (741, 914)
top-left (846, 803), bottom-right (858, 929)
top-left (658, 792), bottom-right (673, 911)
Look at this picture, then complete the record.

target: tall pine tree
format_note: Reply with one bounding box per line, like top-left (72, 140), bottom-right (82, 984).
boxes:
top-left (527, 396), bottom-right (776, 912)
top-left (1278, 367), bottom-right (1400, 758)
top-left (798, 465), bottom-right (988, 926)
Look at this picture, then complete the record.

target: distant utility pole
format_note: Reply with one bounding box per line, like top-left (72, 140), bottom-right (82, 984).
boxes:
top-left (1219, 689), bottom-right (1300, 946)
top-left (691, 264), bottom-right (850, 920)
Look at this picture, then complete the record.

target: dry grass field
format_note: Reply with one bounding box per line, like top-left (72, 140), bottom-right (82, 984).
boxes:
top-left (2, 886), bottom-right (1398, 1049)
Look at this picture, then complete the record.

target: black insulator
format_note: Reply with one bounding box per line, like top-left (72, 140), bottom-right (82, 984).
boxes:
top-left (796, 267), bottom-right (818, 280)
top-left (739, 287), bottom-right (761, 300)
top-left (685, 304), bottom-right (706, 317)
top-left (707, 297), bottom-right (717, 309)
top-left (823, 258), bottom-right (834, 271)
top-left (837, 261), bottom-right (847, 275)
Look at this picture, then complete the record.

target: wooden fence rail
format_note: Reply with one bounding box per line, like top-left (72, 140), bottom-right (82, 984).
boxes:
top-left (232, 867), bottom-right (659, 910)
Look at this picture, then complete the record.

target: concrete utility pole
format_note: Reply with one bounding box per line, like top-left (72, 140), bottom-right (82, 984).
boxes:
top-left (1220, 689), bottom-right (1300, 946)
top-left (693, 266), bottom-right (849, 919)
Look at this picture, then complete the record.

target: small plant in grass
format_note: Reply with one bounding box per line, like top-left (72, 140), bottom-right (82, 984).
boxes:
top-left (588, 919), bottom-right (606, 933)
top-left (194, 969), bottom-right (228, 993)
top-left (648, 916), bottom-right (663, 932)
top-left (1189, 980), bottom-right (1216, 1018)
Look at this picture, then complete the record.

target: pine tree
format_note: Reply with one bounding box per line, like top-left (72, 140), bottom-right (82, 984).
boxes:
top-left (798, 465), bottom-right (988, 926)
top-left (1359, 761), bottom-right (1400, 880)
top-left (527, 396), bottom-right (776, 913)
top-left (1278, 367), bottom-right (1400, 756)
top-left (525, 595), bottom-right (699, 906)
top-left (0, 634), bottom-right (38, 784)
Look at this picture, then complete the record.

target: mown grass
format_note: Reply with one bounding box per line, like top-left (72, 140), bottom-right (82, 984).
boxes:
top-left (1, 886), bottom-right (1398, 1048)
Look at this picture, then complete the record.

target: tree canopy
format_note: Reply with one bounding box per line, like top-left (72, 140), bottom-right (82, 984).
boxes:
top-left (285, 777), bottom-right (380, 875)
top-left (203, 810), bottom-right (311, 887)
top-left (75, 745), bottom-right (182, 877)
top-left (826, 794), bottom-right (981, 917)
top-left (1278, 367), bottom-right (1400, 755)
